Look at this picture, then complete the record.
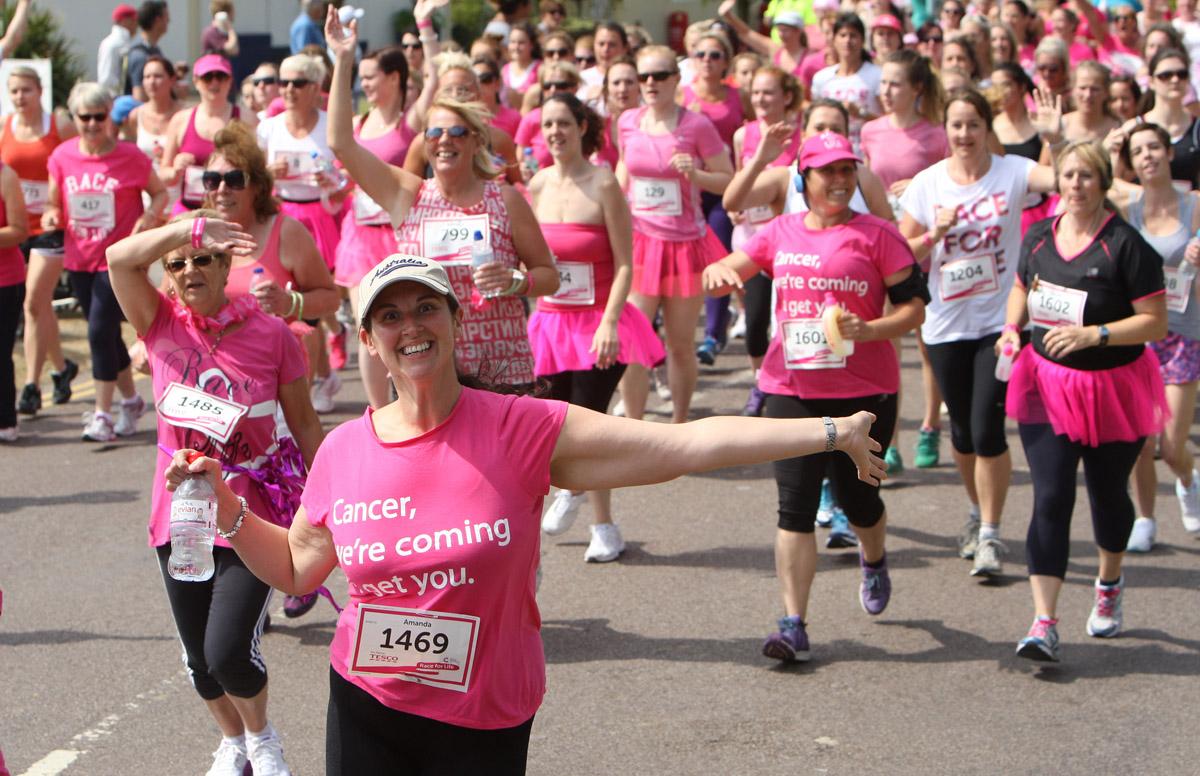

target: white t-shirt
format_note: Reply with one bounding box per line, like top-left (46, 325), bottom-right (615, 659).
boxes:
top-left (784, 161), bottom-right (870, 216)
top-left (810, 62), bottom-right (883, 152)
top-left (900, 154), bottom-right (1036, 344)
top-left (256, 111), bottom-right (333, 202)
top-left (1174, 18), bottom-right (1200, 88)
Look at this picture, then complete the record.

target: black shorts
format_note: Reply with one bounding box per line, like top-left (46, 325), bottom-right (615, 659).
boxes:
top-left (19, 230), bottom-right (64, 260)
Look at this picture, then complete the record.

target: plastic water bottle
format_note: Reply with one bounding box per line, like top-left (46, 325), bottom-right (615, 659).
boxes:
top-left (250, 266), bottom-right (266, 289)
top-left (822, 292), bottom-right (853, 357)
top-left (311, 151), bottom-right (342, 214)
top-left (994, 341), bottom-right (1015, 382)
top-left (470, 230), bottom-right (495, 308)
top-left (168, 451), bottom-right (216, 582)
top-left (522, 148), bottom-right (539, 178)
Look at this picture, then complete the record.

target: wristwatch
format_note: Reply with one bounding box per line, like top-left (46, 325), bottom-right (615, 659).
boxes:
top-left (822, 416), bottom-right (837, 452)
top-left (1097, 325), bottom-right (1110, 347)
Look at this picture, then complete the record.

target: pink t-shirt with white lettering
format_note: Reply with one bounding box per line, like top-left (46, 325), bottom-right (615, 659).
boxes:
top-left (618, 106), bottom-right (725, 241)
top-left (742, 212), bottom-right (917, 398)
top-left (143, 293), bottom-right (308, 547)
top-left (302, 389), bottom-right (569, 729)
top-left (859, 116), bottom-right (950, 190)
top-left (47, 139), bottom-right (151, 273)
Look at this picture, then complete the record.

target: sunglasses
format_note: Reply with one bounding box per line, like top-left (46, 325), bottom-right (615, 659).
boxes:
top-left (198, 71), bottom-right (230, 83)
top-left (544, 47), bottom-right (571, 58)
top-left (75, 112), bottom-right (108, 123)
top-left (925, 34), bottom-right (944, 43)
top-left (692, 50), bottom-right (724, 61)
top-left (252, 75), bottom-right (277, 86)
top-left (165, 254), bottom-right (220, 273)
top-left (577, 55), bottom-right (597, 66)
top-left (279, 78), bottom-right (312, 89)
top-left (1037, 63), bottom-right (1062, 72)
top-left (543, 80), bottom-right (575, 90)
top-left (201, 169), bottom-right (248, 191)
top-left (1155, 68), bottom-right (1189, 82)
top-left (638, 70), bottom-right (676, 83)
top-left (475, 70), bottom-right (498, 84)
top-left (1112, 13), bottom-right (1138, 22)
top-left (401, 42), bottom-right (421, 50)
top-left (942, 6), bottom-right (964, 15)
top-left (424, 125), bottom-right (470, 140)
top-left (548, 8), bottom-right (565, 16)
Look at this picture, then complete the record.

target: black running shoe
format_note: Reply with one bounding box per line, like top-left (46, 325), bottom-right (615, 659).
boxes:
top-left (17, 383), bottom-right (40, 415)
top-left (51, 359), bottom-right (78, 404)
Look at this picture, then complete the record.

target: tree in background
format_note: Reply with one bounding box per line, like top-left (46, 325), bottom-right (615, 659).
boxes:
top-left (6, 3), bottom-right (84, 107)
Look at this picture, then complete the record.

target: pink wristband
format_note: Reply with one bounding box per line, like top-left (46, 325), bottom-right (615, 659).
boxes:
top-left (525, 271), bottom-right (534, 297)
top-left (417, 18), bottom-right (433, 30)
top-left (921, 232), bottom-right (936, 249)
top-left (191, 217), bottom-right (206, 249)
top-left (1002, 324), bottom-right (1019, 334)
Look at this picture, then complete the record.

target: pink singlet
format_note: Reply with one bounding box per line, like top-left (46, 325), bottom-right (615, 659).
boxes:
top-left (224, 215), bottom-right (295, 297)
top-left (681, 84), bottom-right (744, 150)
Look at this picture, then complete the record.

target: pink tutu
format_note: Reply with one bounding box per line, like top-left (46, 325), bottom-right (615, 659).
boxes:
top-left (334, 217), bottom-right (396, 288)
top-left (527, 303), bottom-right (666, 376)
top-left (280, 199), bottom-right (340, 271)
top-left (1006, 346), bottom-right (1168, 446)
top-left (631, 227), bottom-right (726, 298)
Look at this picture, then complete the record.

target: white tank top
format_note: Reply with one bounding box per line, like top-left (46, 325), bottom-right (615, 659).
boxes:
top-left (135, 109), bottom-right (167, 160)
top-left (783, 160), bottom-right (870, 215)
top-left (258, 110), bottom-right (333, 202)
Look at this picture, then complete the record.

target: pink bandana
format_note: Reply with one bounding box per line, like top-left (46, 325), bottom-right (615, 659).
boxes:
top-left (171, 293), bottom-right (259, 334)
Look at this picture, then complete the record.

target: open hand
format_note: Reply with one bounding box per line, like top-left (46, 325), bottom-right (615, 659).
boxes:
top-left (834, 411), bottom-right (885, 486)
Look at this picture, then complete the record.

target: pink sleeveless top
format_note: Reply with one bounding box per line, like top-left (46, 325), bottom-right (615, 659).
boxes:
top-left (179, 105), bottom-right (240, 165)
top-left (356, 112), bottom-right (417, 165)
top-left (393, 179), bottom-right (534, 385)
top-left (537, 223), bottom-right (614, 314)
top-left (681, 85), bottom-right (743, 148)
top-left (224, 215), bottom-right (294, 297)
top-left (740, 119), bottom-right (803, 168)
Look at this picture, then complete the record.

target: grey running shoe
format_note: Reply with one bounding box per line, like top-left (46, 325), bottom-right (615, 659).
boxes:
top-left (957, 515), bottom-right (981, 559)
top-left (970, 537), bottom-right (1007, 578)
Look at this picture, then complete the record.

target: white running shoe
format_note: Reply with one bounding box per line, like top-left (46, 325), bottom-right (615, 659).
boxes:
top-left (205, 737), bottom-right (247, 776)
top-left (652, 367), bottom-right (671, 401)
top-left (729, 309), bottom-right (747, 339)
top-left (310, 372), bottom-right (342, 414)
top-left (610, 399), bottom-right (626, 417)
top-left (542, 489), bottom-right (587, 535)
top-left (1176, 471), bottom-right (1200, 533)
top-left (247, 726), bottom-right (292, 776)
top-left (81, 411), bottom-right (116, 442)
top-left (1086, 577), bottom-right (1124, 638)
top-left (1126, 517), bottom-right (1156, 553)
top-left (0, 426), bottom-right (17, 443)
top-left (114, 394), bottom-right (147, 437)
top-left (585, 523), bottom-right (625, 562)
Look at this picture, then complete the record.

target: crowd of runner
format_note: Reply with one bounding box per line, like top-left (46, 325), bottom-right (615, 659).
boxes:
top-left (2, 0), bottom-right (1199, 772)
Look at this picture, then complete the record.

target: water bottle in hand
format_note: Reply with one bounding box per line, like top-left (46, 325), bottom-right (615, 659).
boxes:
top-left (522, 148), bottom-right (539, 179)
top-left (994, 341), bottom-right (1015, 382)
top-left (168, 451), bottom-right (216, 582)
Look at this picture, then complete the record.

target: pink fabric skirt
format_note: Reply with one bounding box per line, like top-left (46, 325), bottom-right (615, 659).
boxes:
top-left (1150, 332), bottom-right (1200, 385)
top-left (280, 199), bottom-right (340, 271)
top-left (527, 303), bottom-right (666, 375)
top-left (631, 227), bottom-right (726, 298)
top-left (1006, 346), bottom-right (1168, 446)
top-left (334, 218), bottom-right (395, 289)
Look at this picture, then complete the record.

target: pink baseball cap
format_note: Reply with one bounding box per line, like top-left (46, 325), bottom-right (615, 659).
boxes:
top-left (872, 14), bottom-right (903, 32)
top-left (112, 4), bottom-right (137, 22)
top-left (799, 132), bottom-right (861, 171)
top-left (193, 54), bottom-right (233, 78)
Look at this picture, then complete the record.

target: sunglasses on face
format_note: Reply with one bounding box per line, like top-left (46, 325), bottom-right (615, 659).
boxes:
top-left (638, 70), bottom-right (676, 83)
top-left (577, 55), bottom-right (597, 66)
top-left (252, 75), bottom-right (277, 86)
top-left (543, 80), bottom-right (575, 91)
top-left (198, 72), bottom-right (230, 83)
top-left (279, 78), bottom-right (312, 89)
top-left (201, 169), bottom-right (247, 191)
top-left (424, 125), bottom-right (470, 140)
top-left (1156, 68), bottom-right (1189, 82)
top-left (1037, 63), bottom-right (1062, 73)
top-left (544, 47), bottom-right (571, 58)
top-left (75, 112), bottom-right (108, 123)
top-left (165, 254), bottom-right (220, 273)
top-left (693, 50), bottom-right (724, 61)
top-left (1112, 13), bottom-right (1137, 22)
top-left (943, 6), bottom-right (964, 15)
top-left (401, 42), bottom-right (421, 50)
top-left (475, 70), bottom-right (498, 84)
top-left (548, 8), bottom-right (565, 16)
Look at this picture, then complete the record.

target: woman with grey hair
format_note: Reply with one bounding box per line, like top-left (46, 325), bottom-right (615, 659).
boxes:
top-left (1033, 36), bottom-right (1071, 108)
top-left (43, 83), bottom-right (168, 441)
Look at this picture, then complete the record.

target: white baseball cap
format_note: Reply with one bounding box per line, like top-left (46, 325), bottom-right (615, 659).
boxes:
top-left (358, 254), bottom-right (457, 325)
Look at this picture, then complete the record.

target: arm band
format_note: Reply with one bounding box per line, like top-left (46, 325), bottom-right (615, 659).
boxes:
top-left (887, 264), bottom-right (931, 305)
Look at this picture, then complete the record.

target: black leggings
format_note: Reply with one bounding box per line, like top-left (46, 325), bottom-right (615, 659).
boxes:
top-left (326, 667), bottom-right (534, 776)
top-left (925, 333), bottom-right (1008, 457)
top-left (0, 283), bottom-right (23, 428)
top-left (156, 544), bottom-right (272, 701)
top-left (765, 393), bottom-right (898, 533)
top-left (543, 363), bottom-right (627, 413)
top-left (743, 272), bottom-right (772, 359)
top-left (1019, 423), bottom-right (1144, 578)
top-left (68, 270), bottom-right (131, 382)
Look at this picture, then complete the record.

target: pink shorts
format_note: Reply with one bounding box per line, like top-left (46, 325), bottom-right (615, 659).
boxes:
top-left (1150, 332), bottom-right (1200, 385)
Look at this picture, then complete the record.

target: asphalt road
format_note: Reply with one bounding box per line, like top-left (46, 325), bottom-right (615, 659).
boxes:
top-left (2, 324), bottom-right (1199, 775)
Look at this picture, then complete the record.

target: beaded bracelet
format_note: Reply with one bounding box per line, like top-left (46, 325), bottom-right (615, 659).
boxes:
top-left (191, 217), bottom-right (206, 249)
top-left (217, 496), bottom-right (248, 539)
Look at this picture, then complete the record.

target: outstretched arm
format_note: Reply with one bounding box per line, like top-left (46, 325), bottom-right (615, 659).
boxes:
top-left (0, 0), bottom-right (31, 59)
top-left (550, 407), bottom-right (885, 492)
top-left (404, 0), bottom-right (446, 134)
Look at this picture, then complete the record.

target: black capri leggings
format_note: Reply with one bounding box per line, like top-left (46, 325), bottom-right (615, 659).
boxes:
top-left (0, 283), bottom-right (24, 429)
top-left (1019, 423), bottom-right (1144, 578)
top-left (156, 544), bottom-right (272, 700)
top-left (743, 272), bottom-right (772, 360)
top-left (765, 392), bottom-right (898, 533)
top-left (326, 667), bottom-right (534, 775)
top-left (925, 332), bottom-right (1008, 457)
top-left (68, 270), bottom-right (131, 382)
top-left (544, 363), bottom-right (627, 413)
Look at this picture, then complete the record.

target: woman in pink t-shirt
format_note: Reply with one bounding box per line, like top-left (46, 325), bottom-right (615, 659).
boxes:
top-left (616, 45), bottom-right (734, 423)
top-left (163, 250), bottom-right (885, 772)
top-left (703, 131), bottom-right (927, 663)
top-left (473, 56), bottom-right (521, 139)
top-left (0, 161), bottom-right (29, 441)
top-left (107, 212), bottom-right (325, 776)
top-left (514, 61), bottom-right (582, 178)
top-left (44, 83), bottom-right (168, 443)
top-left (501, 22), bottom-right (541, 109)
top-left (860, 50), bottom-right (950, 196)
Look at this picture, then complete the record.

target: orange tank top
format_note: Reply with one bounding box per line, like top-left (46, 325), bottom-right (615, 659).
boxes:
top-left (0, 113), bottom-right (63, 235)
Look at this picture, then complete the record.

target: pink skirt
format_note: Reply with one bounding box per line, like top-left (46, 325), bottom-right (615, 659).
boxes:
top-left (527, 303), bottom-right (666, 375)
top-left (631, 227), bottom-right (726, 298)
top-left (1006, 346), bottom-right (1168, 446)
top-left (334, 218), bottom-right (396, 288)
top-left (280, 199), bottom-right (340, 271)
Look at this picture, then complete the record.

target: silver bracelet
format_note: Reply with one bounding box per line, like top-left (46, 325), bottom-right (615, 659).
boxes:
top-left (217, 496), bottom-right (248, 540)
top-left (822, 416), bottom-right (837, 452)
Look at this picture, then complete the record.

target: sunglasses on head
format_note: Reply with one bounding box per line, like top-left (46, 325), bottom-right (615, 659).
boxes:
top-left (543, 80), bottom-right (575, 90)
top-left (692, 50), bottom-right (724, 61)
top-left (75, 112), bottom-right (108, 123)
top-left (201, 169), bottom-right (247, 192)
top-left (544, 47), bottom-right (571, 58)
top-left (1156, 68), bottom-right (1189, 82)
top-left (279, 78), bottom-right (312, 89)
top-left (475, 70), bottom-right (498, 84)
top-left (252, 75), bottom-right (277, 86)
top-left (578, 55), bottom-right (597, 66)
top-left (424, 125), bottom-right (470, 140)
top-left (638, 70), bottom-right (676, 83)
top-left (198, 71), bottom-right (230, 83)
top-left (165, 253), bottom-right (220, 273)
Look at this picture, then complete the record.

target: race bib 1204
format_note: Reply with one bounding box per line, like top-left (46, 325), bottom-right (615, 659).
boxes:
top-left (940, 253), bottom-right (999, 302)
top-left (349, 604), bottom-right (480, 694)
